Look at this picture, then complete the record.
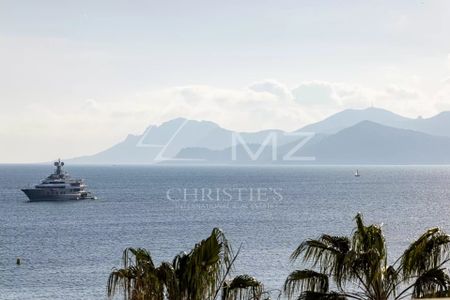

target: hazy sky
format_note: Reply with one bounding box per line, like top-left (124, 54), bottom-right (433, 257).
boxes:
top-left (1, 0), bottom-right (450, 162)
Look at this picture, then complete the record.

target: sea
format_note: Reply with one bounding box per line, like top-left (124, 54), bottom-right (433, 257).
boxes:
top-left (1, 165), bottom-right (450, 299)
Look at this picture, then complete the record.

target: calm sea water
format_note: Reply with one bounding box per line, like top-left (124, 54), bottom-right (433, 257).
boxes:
top-left (1, 165), bottom-right (450, 299)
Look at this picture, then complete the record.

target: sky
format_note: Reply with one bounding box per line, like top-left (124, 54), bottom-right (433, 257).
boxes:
top-left (1, 0), bottom-right (450, 163)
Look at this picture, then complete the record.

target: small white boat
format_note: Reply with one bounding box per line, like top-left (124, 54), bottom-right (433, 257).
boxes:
top-left (354, 169), bottom-right (361, 177)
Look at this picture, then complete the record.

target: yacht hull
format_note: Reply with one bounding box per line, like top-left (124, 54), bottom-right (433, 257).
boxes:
top-left (21, 189), bottom-right (95, 202)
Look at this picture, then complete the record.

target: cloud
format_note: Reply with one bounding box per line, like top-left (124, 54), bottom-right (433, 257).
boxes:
top-left (83, 99), bottom-right (100, 112)
top-left (290, 80), bottom-right (440, 120)
top-left (248, 80), bottom-right (293, 101)
top-left (383, 85), bottom-right (421, 100)
top-left (125, 84), bottom-right (313, 133)
top-left (434, 83), bottom-right (450, 111)
top-left (292, 82), bottom-right (336, 106)
top-left (441, 77), bottom-right (450, 85)
top-left (292, 81), bottom-right (372, 109)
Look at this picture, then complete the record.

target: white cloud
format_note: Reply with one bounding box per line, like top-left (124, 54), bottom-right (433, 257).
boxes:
top-left (291, 80), bottom-right (444, 120)
top-left (434, 83), bottom-right (450, 111)
top-left (248, 80), bottom-right (293, 101)
top-left (83, 99), bottom-right (100, 112)
top-left (382, 85), bottom-right (421, 100)
top-left (441, 77), bottom-right (450, 85)
top-left (122, 83), bottom-right (313, 133)
top-left (293, 81), bottom-right (373, 107)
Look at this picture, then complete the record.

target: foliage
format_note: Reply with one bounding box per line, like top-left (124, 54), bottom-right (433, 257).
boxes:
top-left (222, 275), bottom-right (264, 300)
top-left (107, 228), bottom-right (265, 300)
top-left (285, 213), bottom-right (450, 300)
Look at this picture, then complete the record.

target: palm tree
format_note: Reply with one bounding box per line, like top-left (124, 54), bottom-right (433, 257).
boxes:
top-left (108, 228), bottom-right (264, 300)
top-left (107, 247), bottom-right (165, 300)
top-left (221, 275), bottom-right (264, 300)
top-left (284, 213), bottom-right (450, 300)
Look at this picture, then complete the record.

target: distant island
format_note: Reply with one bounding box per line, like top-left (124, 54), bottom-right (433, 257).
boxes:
top-left (67, 107), bottom-right (450, 165)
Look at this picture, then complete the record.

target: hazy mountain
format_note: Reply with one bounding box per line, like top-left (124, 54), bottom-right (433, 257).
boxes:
top-left (299, 121), bottom-right (450, 164)
top-left (174, 134), bottom-right (326, 164)
top-left (413, 111), bottom-right (450, 137)
top-left (299, 107), bottom-right (410, 134)
top-left (68, 118), bottom-right (302, 164)
top-left (176, 121), bottom-right (450, 164)
top-left (68, 108), bottom-right (450, 165)
top-left (299, 107), bottom-right (450, 137)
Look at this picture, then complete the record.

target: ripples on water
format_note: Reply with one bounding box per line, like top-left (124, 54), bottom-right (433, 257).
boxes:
top-left (1, 165), bottom-right (450, 299)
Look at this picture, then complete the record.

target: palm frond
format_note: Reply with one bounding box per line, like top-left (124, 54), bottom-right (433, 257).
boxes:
top-left (297, 291), bottom-right (346, 300)
top-left (107, 267), bottom-right (164, 300)
top-left (107, 248), bottom-right (163, 300)
top-left (401, 228), bottom-right (450, 278)
top-left (187, 228), bottom-right (232, 300)
top-left (291, 235), bottom-right (352, 289)
top-left (106, 228), bottom-right (234, 300)
top-left (222, 275), bottom-right (263, 300)
top-left (107, 267), bottom-right (135, 299)
top-left (412, 267), bottom-right (450, 299)
top-left (384, 265), bottom-right (399, 299)
top-left (168, 228), bottom-right (233, 300)
top-left (291, 235), bottom-right (350, 263)
top-left (286, 214), bottom-right (450, 300)
top-left (156, 262), bottom-right (179, 300)
top-left (284, 269), bottom-right (329, 299)
top-left (352, 213), bottom-right (386, 261)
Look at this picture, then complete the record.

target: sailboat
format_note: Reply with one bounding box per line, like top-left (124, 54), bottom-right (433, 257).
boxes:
top-left (354, 169), bottom-right (361, 177)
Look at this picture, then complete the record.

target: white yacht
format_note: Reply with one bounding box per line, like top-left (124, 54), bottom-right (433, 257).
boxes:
top-left (22, 159), bottom-right (96, 201)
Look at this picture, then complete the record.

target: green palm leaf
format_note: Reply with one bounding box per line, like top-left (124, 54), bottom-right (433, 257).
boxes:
top-left (412, 268), bottom-right (450, 299)
top-left (285, 213), bottom-right (450, 300)
top-left (291, 235), bottom-right (351, 289)
top-left (284, 270), bottom-right (329, 299)
top-left (107, 247), bottom-right (164, 300)
top-left (222, 275), bottom-right (263, 300)
top-left (107, 228), bottom-right (233, 300)
top-left (297, 291), bottom-right (346, 300)
top-left (401, 228), bottom-right (450, 279)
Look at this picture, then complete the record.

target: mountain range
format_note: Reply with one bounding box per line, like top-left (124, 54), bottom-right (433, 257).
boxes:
top-left (68, 107), bottom-right (450, 165)
top-left (300, 107), bottom-right (450, 137)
